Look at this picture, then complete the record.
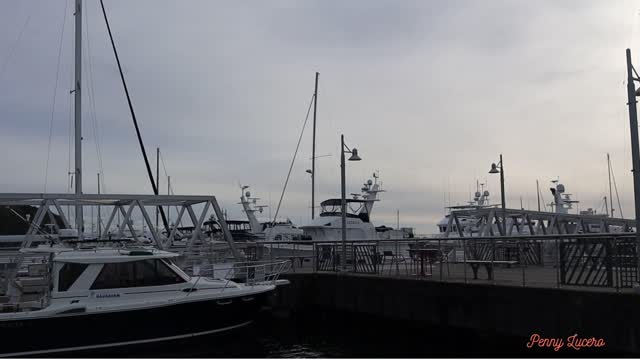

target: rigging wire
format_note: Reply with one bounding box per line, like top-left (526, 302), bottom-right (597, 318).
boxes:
top-left (0, 10), bottom-right (33, 84)
top-left (84, 1), bottom-right (107, 193)
top-left (610, 159), bottom-right (624, 218)
top-left (272, 94), bottom-right (315, 224)
top-left (157, 151), bottom-right (184, 227)
top-left (159, 150), bottom-right (172, 193)
top-left (538, 182), bottom-right (548, 212)
top-left (99, 0), bottom-right (170, 232)
top-left (44, 0), bottom-right (70, 192)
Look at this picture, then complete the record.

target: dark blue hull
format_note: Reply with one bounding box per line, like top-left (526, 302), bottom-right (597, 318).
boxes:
top-left (0, 291), bottom-right (271, 357)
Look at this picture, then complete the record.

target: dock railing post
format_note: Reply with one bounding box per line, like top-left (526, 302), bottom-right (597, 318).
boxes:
top-left (438, 237), bottom-right (442, 281)
top-left (313, 241), bottom-right (317, 273)
top-left (520, 237), bottom-right (525, 287)
top-left (353, 241), bottom-right (357, 273)
top-left (491, 238), bottom-right (495, 285)
top-left (293, 242), bottom-right (297, 273)
top-left (463, 237), bottom-right (467, 283)
top-left (555, 237), bottom-right (560, 288)
top-left (375, 239), bottom-right (380, 274)
top-left (613, 237), bottom-right (619, 293)
top-left (415, 237), bottom-right (420, 275)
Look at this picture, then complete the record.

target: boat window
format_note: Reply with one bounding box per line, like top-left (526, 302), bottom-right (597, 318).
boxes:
top-left (58, 263), bottom-right (89, 291)
top-left (90, 259), bottom-right (185, 290)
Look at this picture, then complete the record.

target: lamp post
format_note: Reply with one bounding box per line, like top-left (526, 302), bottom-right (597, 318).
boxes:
top-left (489, 154), bottom-right (506, 235)
top-left (625, 48), bottom-right (640, 285)
top-left (341, 134), bottom-right (361, 271)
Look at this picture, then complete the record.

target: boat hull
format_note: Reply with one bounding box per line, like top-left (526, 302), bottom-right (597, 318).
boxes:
top-left (0, 291), bottom-right (271, 357)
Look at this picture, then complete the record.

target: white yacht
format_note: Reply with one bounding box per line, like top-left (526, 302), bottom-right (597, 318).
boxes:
top-left (299, 175), bottom-right (383, 241)
top-left (237, 185), bottom-right (305, 242)
top-left (435, 179), bottom-right (609, 236)
top-left (0, 245), bottom-right (287, 357)
top-left (436, 186), bottom-right (495, 236)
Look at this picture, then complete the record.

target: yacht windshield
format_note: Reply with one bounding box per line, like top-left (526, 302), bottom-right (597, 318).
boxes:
top-left (58, 263), bottom-right (89, 291)
top-left (90, 259), bottom-right (186, 290)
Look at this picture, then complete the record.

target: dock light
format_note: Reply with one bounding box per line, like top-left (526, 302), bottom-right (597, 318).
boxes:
top-left (348, 148), bottom-right (361, 161)
top-left (488, 154), bottom-right (506, 235)
top-left (341, 134), bottom-right (363, 271)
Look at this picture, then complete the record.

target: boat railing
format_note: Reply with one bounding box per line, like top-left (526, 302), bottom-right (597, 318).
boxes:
top-left (190, 260), bottom-right (291, 288)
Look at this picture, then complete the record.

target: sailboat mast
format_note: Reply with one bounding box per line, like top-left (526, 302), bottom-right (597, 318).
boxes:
top-left (97, 173), bottom-right (101, 238)
top-left (74, 0), bottom-right (83, 236)
top-left (536, 180), bottom-right (540, 211)
top-left (311, 72), bottom-right (319, 220)
top-left (607, 153), bottom-right (615, 217)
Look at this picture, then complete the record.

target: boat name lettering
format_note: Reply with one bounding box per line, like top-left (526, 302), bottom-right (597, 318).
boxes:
top-left (0, 321), bottom-right (26, 328)
top-left (96, 293), bottom-right (121, 298)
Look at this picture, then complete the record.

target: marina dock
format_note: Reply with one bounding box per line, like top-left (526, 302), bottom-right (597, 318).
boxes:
top-left (273, 271), bottom-right (638, 354)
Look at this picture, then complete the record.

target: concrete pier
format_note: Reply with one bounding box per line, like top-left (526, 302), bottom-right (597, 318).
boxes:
top-left (273, 272), bottom-right (640, 354)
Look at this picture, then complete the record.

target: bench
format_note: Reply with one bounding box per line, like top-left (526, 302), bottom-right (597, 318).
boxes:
top-left (457, 260), bottom-right (518, 280)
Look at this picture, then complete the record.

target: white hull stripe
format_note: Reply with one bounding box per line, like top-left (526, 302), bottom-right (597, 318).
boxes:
top-left (0, 320), bottom-right (253, 358)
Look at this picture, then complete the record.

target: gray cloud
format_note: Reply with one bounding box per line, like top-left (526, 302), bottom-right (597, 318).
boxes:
top-left (0, 0), bottom-right (638, 234)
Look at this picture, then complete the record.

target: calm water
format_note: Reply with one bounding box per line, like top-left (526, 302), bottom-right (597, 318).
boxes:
top-left (76, 309), bottom-right (536, 358)
top-left (72, 308), bottom-right (622, 358)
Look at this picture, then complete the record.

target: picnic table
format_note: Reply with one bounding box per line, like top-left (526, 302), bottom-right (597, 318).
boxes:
top-left (409, 248), bottom-right (440, 277)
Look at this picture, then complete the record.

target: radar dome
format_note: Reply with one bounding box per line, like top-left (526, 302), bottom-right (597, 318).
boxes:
top-left (474, 191), bottom-right (481, 198)
top-left (245, 191), bottom-right (251, 197)
top-left (557, 184), bottom-right (565, 193)
top-left (367, 179), bottom-right (373, 185)
top-left (483, 190), bottom-right (490, 197)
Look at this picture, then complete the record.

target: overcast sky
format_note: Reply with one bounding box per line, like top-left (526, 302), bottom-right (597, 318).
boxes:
top-left (1, 0), bottom-right (640, 233)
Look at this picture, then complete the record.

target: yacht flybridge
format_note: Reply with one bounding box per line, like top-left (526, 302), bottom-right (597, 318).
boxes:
top-left (300, 175), bottom-right (384, 241)
top-left (0, 245), bottom-right (286, 356)
top-left (237, 185), bottom-right (306, 241)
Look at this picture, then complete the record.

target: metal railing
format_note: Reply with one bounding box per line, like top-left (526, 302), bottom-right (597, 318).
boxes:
top-left (186, 260), bottom-right (291, 288)
top-left (239, 233), bottom-right (640, 292)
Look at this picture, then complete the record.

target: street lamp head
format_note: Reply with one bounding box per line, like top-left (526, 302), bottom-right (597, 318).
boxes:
top-left (635, 87), bottom-right (640, 97)
top-left (306, 169), bottom-right (313, 174)
top-left (348, 148), bottom-right (362, 161)
top-left (489, 163), bottom-right (500, 174)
